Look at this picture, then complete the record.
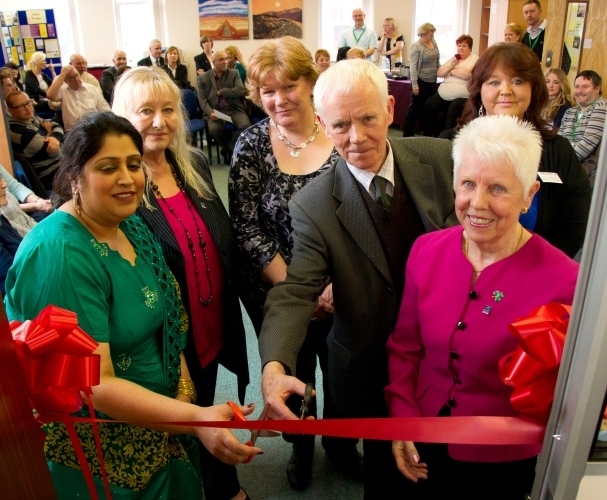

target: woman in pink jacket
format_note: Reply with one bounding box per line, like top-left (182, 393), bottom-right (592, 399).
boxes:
top-left (385, 114), bottom-right (579, 499)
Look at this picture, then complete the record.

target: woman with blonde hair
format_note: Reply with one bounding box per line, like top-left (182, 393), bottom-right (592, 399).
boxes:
top-left (24, 51), bottom-right (55, 115)
top-left (378, 18), bottom-right (405, 69)
top-left (225, 45), bottom-right (247, 83)
top-left (113, 66), bottom-right (252, 500)
top-left (403, 23), bottom-right (439, 136)
top-left (230, 36), bottom-right (358, 491)
top-left (504, 22), bottom-right (524, 43)
top-left (543, 68), bottom-right (573, 128)
top-left (346, 47), bottom-right (366, 59)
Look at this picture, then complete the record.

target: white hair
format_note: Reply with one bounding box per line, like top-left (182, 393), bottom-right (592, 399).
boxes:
top-left (314, 59), bottom-right (388, 119)
top-left (28, 52), bottom-right (46, 70)
top-left (452, 115), bottom-right (542, 194)
top-left (149, 39), bottom-right (161, 48)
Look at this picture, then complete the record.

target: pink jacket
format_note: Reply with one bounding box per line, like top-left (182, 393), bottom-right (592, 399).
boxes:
top-left (385, 226), bottom-right (579, 462)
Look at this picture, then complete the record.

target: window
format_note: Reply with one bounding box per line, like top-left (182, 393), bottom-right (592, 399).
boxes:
top-left (415, 0), bottom-right (469, 64)
top-left (320, 0), bottom-right (374, 60)
top-left (115, 0), bottom-right (157, 66)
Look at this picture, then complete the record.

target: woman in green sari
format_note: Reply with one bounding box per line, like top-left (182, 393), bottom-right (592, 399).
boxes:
top-left (4, 111), bottom-right (260, 499)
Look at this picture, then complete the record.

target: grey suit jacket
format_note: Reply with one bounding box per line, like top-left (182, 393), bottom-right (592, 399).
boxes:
top-left (259, 137), bottom-right (458, 417)
top-left (196, 69), bottom-right (245, 120)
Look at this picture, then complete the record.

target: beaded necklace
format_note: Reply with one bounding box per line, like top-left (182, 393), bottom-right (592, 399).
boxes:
top-left (151, 170), bottom-right (213, 306)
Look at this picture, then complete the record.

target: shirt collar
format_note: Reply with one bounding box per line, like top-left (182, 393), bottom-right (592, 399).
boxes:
top-left (526, 19), bottom-right (546, 34)
top-left (345, 140), bottom-right (394, 194)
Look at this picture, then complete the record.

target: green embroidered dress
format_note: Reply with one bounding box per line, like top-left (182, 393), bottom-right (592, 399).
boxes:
top-left (5, 211), bottom-right (202, 499)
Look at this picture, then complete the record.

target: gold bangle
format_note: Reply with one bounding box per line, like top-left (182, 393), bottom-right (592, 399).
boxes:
top-left (177, 378), bottom-right (198, 404)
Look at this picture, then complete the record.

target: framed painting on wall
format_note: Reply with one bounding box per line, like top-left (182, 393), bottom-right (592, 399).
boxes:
top-left (252, 0), bottom-right (302, 39)
top-left (199, 0), bottom-right (249, 40)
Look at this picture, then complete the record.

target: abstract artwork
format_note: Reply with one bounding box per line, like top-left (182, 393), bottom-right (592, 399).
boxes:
top-left (252, 0), bottom-right (302, 39)
top-left (199, 0), bottom-right (249, 40)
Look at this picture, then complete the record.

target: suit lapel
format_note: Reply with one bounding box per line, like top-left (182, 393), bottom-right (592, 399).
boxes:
top-left (333, 160), bottom-right (392, 284)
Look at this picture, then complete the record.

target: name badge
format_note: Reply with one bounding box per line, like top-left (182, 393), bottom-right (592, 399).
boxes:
top-left (538, 172), bottom-right (563, 184)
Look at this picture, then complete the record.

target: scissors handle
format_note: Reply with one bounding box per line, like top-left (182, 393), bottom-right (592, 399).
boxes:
top-left (226, 401), bottom-right (256, 464)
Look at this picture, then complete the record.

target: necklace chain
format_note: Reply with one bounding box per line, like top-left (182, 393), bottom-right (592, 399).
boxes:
top-left (151, 170), bottom-right (213, 306)
top-left (270, 118), bottom-right (320, 158)
top-left (464, 224), bottom-right (525, 274)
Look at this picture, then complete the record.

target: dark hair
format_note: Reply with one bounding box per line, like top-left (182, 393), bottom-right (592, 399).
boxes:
top-left (336, 46), bottom-right (350, 62)
top-left (458, 42), bottom-right (554, 138)
top-left (52, 112), bottom-right (144, 207)
top-left (576, 70), bottom-right (602, 95)
top-left (456, 35), bottom-right (473, 49)
top-left (200, 35), bottom-right (213, 48)
top-left (524, 0), bottom-right (541, 8)
top-left (4, 62), bottom-right (20, 82)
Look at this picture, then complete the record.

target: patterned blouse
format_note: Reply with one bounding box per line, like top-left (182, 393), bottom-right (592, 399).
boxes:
top-left (228, 118), bottom-right (340, 310)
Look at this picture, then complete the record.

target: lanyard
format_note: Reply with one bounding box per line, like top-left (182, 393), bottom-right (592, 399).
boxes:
top-left (353, 26), bottom-right (366, 44)
top-left (528, 31), bottom-right (541, 51)
top-left (571, 99), bottom-right (598, 139)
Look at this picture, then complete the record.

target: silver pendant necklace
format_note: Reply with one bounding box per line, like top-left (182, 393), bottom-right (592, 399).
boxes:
top-left (270, 118), bottom-right (320, 158)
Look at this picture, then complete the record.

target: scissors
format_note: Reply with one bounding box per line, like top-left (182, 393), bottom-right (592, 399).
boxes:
top-left (299, 382), bottom-right (315, 419)
top-left (227, 401), bottom-right (279, 463)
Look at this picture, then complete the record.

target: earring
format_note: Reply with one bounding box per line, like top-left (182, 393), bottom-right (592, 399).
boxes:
top-left (478, 104), bottom-right (485, 116)
top-left (521, 206), bottom-right (528, 214)
top-left (72, 183), bottom-right (81, 215)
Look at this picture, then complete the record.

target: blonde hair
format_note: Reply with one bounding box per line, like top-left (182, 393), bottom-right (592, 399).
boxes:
top-left (347, 47), bottom-right (366, 59)
top-left (112, 67), bottom-right (212, 199)
top-left (504, 23), bottom-right (524, 41)
top-left (246, 36), bottom-right (319, 107)
top-left (542, 68), bottom-right (574, 123)
top-left (224, 45), bottom-right (247, 70)
top-left (28, 52), bottom-right (46, 70)
top-left (315, 49), bottom-right (330, 62)
top-left (417, 23), bottom-right (436, 37)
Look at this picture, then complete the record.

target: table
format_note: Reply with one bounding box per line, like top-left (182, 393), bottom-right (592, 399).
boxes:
top-left (387, 77), bottom-right (411, 127)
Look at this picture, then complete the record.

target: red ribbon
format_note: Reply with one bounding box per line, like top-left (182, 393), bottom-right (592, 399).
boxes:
top-left (499, 303), bottom-right (571, 424)
top-left (11, 305), bottom-right (110, 500)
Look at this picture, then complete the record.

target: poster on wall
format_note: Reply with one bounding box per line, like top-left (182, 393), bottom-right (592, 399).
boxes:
top-left (252, 0), bottom-right (302, 39)
top-left (17, 9), bottom-right (61, 69)
top-left (199, 0), bottom-right (249, 40)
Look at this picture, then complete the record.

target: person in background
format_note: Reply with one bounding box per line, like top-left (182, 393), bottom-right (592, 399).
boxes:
top-left (69, 53), bottom-right (102, 93)
top-left (137, 39), bottom-right (165, 67)
top-left (5, 61), bottom-right (23, 91)
top-left (100, 50), bottom-right (128, 104)
top-left (315, 49), bottom-right (331, 73)
top-left (522, 0), bottom-right (545, 61)
top-left (440, 43), bottom-right (591, 259)
top-left (195, 35), bottom-right (214, 75)
top-left (542, 68), bottom-right (573, 129)
top-left (7, 90), bottom-right (63, 191)
top-left (229, 36), bottom-right (357, 492)
top-left (197, 51), bottom-right (250, 165)
top-left (403, 23), bottom-right (439, 137)
top-left (1, 72), bottom-right (15, 118)
top-left (377, 18), bottom-right (404, 69)
top-left (113, 67), bottom-right (251, 500)
top-left (46, 64), bottom-right (111, 130)
top-left (386, 115), bottom-right (579, 500)
top-left (504, 22), bottom-right (524, 43)
top-left (24, 51), bottom-right (56, 116)
top-left (162, 46), bottom-right (193, 90)
top-left (558, 70), bottom-right (606, 187)
top-left (0, 172), bottom-right (24, 295)
top-left (346, 47), bottom-right (366, 60)
top-left (0, 163), bottom-right (52, 222)
top-left (337, 8), bottom-right (377, 60)
top-left (224, 46), bottom-right (247, 83)
top-left (423, 35), bottom-right (478, 137)
top-left (5, 111), bottom-right (260, 498)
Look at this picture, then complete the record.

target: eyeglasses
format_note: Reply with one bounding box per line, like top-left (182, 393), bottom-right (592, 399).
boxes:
top-left (9, 99), bottom-right (35, 109)
top-left (215, 57), bottom-right (227, 62)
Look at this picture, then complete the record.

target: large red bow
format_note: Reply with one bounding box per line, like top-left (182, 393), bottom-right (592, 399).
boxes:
top-left (11, 305), bottom-right (110, 500)
top-left (499, 303), bottom-right (571, 424)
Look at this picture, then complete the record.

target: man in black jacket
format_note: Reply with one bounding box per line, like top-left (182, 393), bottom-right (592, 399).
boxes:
top-left (137, 39), bottom-right (165, 67)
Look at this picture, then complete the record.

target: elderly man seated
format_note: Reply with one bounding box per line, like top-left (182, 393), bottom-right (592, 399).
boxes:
top-left (100, 50), bottom-right (127, 104)
top-left (197, 50), bottom-right (251, 164)
top-left (46, 64), bottom-right (110, 130)
top-left (69, 53), bottom-right (102, 93)
top-left (7, 91), bottom-right (63, 191)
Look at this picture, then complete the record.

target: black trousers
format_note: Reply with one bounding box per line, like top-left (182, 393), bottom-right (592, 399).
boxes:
top-left (403, 78), bottom-right (437, 137)
top-left (423, 94), bottom-right (467, 137)
top-left (398, 442), bottom-right (537, 499)
top-left (184, 347), bottom-right (241, 500)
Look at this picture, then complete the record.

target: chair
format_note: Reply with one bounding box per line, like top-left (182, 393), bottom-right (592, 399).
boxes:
top-left (181, 89), bottom-right (213, 161)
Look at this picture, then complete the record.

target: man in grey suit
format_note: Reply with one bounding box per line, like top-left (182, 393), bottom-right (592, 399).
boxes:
top-left (259, 59), bottom-right (458, 498)
top-left (197, 51), bottom-right (250, 163)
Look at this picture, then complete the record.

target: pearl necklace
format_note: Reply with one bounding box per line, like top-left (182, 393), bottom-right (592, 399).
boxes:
top-left (270, 118), bottom-right (320, 158)
top-left (151, 171), bottom-right (213, 306)
top-left (464, 225), bottom-right (525, 274)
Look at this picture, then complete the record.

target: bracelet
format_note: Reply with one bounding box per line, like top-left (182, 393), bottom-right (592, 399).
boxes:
top-left (177, 378), bottom-right (198, 404)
